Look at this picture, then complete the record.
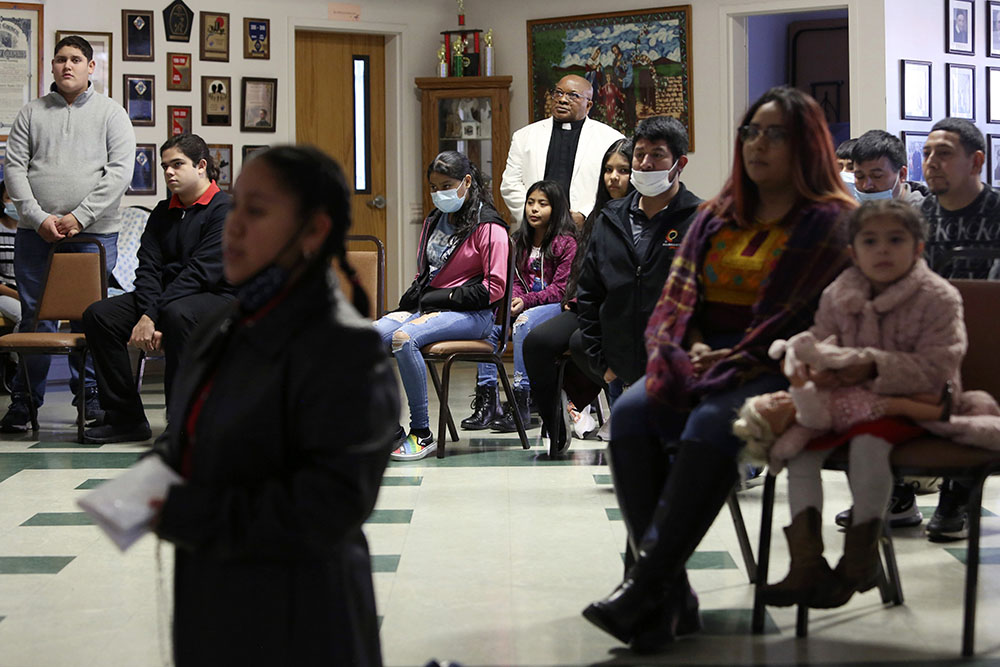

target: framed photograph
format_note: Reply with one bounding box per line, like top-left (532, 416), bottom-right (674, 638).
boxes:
top-left (901, 131), bottom-right (929, 184)
top-left (0, 2), bottom-right (43, 141)
top-left (122, 9), bottom-right (154, 61)
top-left (244, 17), bottom-right (270, 59)
top-left (127, 144), bottom-right (156, 196)
top-left (201, 75), bottom-right (231, 126)
top-left (166, 52), bottom-right (192, 91)
top-left (55, 31), bottom-right (111, 96)
top-left (989, 134), bottom-right (1000, 187)
top-left (200, 11), bottom-right (230, 62)
top-left (207, 143), bottom-right (232, 191)
top-left (947, 63), bottom-right (976, 120)
top-left (241, 77), bottom-right (277, 132)
top-left (900, 60), bottom-right (932, 121)
top-left (527, 6), bottom-right (693, 147)
top-left (168, 105), bottom-right (192, 137)
top-left (989, 67), bottom-right (1000, 122)
top-left (990, 1), bottom-right (1000, 57)
top-left (948, 0), bottom-right (975, 55)
top-left (123, 74), bottom-right (155, 126)
top-left (242, 144), bottom-right (269, 162)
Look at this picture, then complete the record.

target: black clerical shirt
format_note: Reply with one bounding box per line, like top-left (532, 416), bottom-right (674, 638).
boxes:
top-left (543, 117), bottom-right (586, 199)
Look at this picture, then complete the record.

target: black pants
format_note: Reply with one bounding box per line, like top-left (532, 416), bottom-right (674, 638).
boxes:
top-left (522, 309), bottom-right (605, 437)
top-left (83, 291), bottom-right (231, 425)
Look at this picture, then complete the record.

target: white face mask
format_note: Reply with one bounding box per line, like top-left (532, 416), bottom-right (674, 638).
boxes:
top-left (3, 202), bottom-right (17, 221)
top-left (431, 180), bottom-right (468, 213)
top-left (630, 160), bottom-right (682, 197)
top-left (855, 174), bottom-right (899, 202)
top-left (840, 170), bottom-right (857, 198)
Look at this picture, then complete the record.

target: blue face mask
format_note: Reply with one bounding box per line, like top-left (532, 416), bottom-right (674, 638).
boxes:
top-left (3, 202), bottom-right (17, 221)
top-left (431, 181), bottom-right (468, 214)
top-left (839, 170), bottom-right (856, 199)
top-left (854, 174), bottom-right (899, 203)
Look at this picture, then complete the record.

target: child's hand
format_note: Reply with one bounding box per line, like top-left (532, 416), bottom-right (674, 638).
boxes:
top-left (510, 298), bottom-right (525, 316)
top-left (788, 363), bottom-right (809, 388)
top-left (689, 343), bottom-right (732, 376)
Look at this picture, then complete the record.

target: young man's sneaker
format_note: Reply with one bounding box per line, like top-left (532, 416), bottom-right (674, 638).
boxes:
top-left (835, 480), bottom-right (924, 528)
top-left (0, 400), bottom-right (31, 433)
top-left (390, 431), bottom-right (436, 461)
top-left (926, 479), bottom-right (971, 542)
top-left (83, 421), bottom-right (152, 444)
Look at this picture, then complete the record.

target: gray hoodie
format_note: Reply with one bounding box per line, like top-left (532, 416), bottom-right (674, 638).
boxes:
top-left (4, 84), bottom-right (135, 235)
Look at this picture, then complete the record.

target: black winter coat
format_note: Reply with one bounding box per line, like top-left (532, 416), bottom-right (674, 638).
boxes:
top-left (575, 186), bottom-right (702, 385)
top-left (153, 266), bottom-right (400, 666)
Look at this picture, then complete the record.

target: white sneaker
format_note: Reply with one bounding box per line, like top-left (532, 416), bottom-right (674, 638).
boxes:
top-left (569, 401), bottom-right (597, 438)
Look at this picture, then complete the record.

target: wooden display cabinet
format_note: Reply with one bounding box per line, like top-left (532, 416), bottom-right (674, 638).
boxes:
top-left (415, 75), bottom-right (512, 222)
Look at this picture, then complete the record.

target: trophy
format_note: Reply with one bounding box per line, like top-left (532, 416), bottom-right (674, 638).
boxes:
top-left (452, 38), bottom-right (466, 77)
top-left (484, 29), bottom-right (494, 76)
top-left (437, 43), bottom-right (448, 77)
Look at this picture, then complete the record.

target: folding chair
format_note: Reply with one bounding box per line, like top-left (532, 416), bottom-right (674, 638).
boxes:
top-left (335, 234), bottom-right (386, 318)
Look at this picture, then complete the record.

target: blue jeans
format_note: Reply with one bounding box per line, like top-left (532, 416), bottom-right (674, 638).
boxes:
top-left (374, 308), bottom-right (495, 430)
top-left (478, 302), bottom-right (562, 390)
top-left (12, 229), bottom-right (118, 405)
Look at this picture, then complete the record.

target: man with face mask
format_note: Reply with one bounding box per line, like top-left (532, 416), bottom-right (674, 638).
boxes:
top-left (851, 130), bottom-right (928, 206)
top-left (573, 116), bottom-right (702, 396)
top-left (500, 74), bottom-right (624, 227)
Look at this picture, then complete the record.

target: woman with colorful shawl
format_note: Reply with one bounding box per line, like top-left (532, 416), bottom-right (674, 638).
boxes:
top-left (583, 86), bottom-right (857, 653)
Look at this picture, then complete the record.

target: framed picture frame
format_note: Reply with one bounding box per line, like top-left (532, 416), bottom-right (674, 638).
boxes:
top-left (200, 11), bottom-right (230, 62)
top-left (241, 77), bottom-right (277, 132)
top-left (201, 75), bottom-right (231, 126)
top-left (55, 31), bottom-right (111, 96)
top-left (242, 144), bottom-right (269, 162)
top-left (0, 2), bottom-right (44, 141)
top-left (127, 144), bottom-right (157, 196)
top-left (989, 67), bottom-right (1000, 122)
top-left (900, 60), bottom-right (932, 121)
top-left (123, 74), bottom-right (155, 126)
top-left (526, 6), bottom-right (694, 148)
top-left (168, 105), bottom-right (192, 137)
top-left (901, 130), bottom-right (929, 184)
top-left (207, 143), bottom-right (233, 191)
top-left (244, 17), bottom-right (270, 59)
top-left (163, 0), bottom-right (194, 42)
top-left (947, 0), bottom-right (975, 55)
top-left (988, 134), bottom-right (1000, 187)
top-left (122, 9), bottom-right (154, 62)
top-left (947, 63), bottom-right (976, 120)
top-left (989, 1), bottom-right (1000, 57)
top-left (166, 52), bottom-right (192, 91)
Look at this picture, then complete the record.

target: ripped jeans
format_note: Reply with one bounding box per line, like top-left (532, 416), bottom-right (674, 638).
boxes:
top-left (374, 308), bottom-right (495, 430)
top-left (478, 302), bottom-right (563, 390)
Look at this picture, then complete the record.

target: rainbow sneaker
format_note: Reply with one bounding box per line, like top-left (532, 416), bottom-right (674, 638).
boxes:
top-left (390, 431), bottom-right (437, 461)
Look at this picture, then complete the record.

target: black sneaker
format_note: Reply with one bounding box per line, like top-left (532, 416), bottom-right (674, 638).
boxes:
top-left (834, 481), bottom-right (924, 528)
top-left (73, 388), bottom-right (106, 427)
top-left (926, 479), bottom-right (971, 542)
top-left (0, 400), bottom-right (31, 433)
top-left (83, 421), bottom-right (152, 444)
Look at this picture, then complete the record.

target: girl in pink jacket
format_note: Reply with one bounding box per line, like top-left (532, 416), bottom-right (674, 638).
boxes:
top-left (751, 199), bottom-right (965, 609)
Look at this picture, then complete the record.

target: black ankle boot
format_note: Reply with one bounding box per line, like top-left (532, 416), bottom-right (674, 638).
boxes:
top-left (629, 568), bottom-right (701, 653)
top-left (460, 384), bottom-right (501, 430)
top-left (583, 441), bottom-right (739, 646)
top-left (488, 387), bottom-right (531, 433)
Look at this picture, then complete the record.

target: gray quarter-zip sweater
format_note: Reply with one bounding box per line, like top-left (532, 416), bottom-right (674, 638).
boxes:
top-left (4, 83), bottom-right (135, 234)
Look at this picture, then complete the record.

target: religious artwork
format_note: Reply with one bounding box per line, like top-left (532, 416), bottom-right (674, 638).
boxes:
top-left (243, 17), bottom-right (269, 59)
top-left (127, 144), bottom-right (156, 195)
top-left (207, 143), bottom-right (232, 191)
top-left (56, 31), bottom-right (111, 96)
top-left (122, 9), bottom-right (154, 61)
top-left (0, 2), bottom-right (43, 141)
top-left (946, 62), bottom-right (975, 121)
top-left (900, 59), bottom-right (932, 121)
top-left (527, 6), bottom-right (693, 147)
top-left (123, 74), bottom-right (155, 126)
top-left (200, 11), bottom-right (229, 62)
top-left (901, 131), bottom-right (929, 184)
top-left (166, 52), bottom-right (191, 91)
top-left (947, 0), bottom-right (974, 56)
top-left (163, 0), bottom-right (194, 42)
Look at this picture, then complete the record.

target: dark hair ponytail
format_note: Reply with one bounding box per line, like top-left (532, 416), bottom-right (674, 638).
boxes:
top-left (160, 133), bottom-right (220, 182)
top-left (426, 150), bottom-right (493, 236)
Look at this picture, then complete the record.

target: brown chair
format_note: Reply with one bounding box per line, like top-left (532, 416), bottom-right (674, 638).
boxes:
top-left (421, 237), bottom-right (531, 457)
top-left (751, 279), bottom-right (1000, 657)
top-left (0, 238), bottom-right (107, 442)
top-left (335, 234), bottom-right (386, 318)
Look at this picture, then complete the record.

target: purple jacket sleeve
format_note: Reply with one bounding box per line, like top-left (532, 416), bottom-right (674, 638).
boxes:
top-left (520, 235), bottom-right (577, 309)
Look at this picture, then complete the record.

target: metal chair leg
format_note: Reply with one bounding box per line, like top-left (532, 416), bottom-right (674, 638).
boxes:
top-left (495, 359), bottom-right (529, 449)
top-left (962, 475), bottom-right (987, 657)
top-left (19, 357), bottom-right (39, 433)
top-left (879, 523), bottom-right (904, 605)
top-left (549, 357), bottom-right (568, 457)
top-left (752, 472), bottom-right (777, 633)
top-left (76, 350), bottom-right (87, 443)
top-left (435, 357), bottom-right (457, 459)
top-left (795, 603), bottom-right (809, 637)
top-left (426, 360), bottom-right (458, 442)
top-left (727, 488), bottom-right (757, 584)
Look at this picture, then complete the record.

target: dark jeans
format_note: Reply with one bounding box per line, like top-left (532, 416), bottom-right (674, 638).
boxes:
top-left (82, 291), bottom-right (232, 425)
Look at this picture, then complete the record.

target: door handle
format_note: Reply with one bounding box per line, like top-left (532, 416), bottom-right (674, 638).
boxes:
top-left (367, 195), bottom-right (387, 209)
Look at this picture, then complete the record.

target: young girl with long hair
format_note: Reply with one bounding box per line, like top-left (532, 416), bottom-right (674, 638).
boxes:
top-left (374, 150), bottom-right (509, 460)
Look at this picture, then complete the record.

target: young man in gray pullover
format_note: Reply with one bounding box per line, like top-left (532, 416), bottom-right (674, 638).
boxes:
top-left (2, 35), bottom-right (135, 432)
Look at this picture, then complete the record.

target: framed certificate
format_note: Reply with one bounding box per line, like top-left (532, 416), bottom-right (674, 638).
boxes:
top-left (166, 52), bottom-right (191, 91)
top-left (201, 75), bottom-right (231, 126)
top-left (122, 9), bottom-right (154, 61)
top-left (241, 77), bottom-right (277, 132)
top-left (0, 2), bottom-right (44, 141)
top-left (200, 11), bottom-right (230, 62)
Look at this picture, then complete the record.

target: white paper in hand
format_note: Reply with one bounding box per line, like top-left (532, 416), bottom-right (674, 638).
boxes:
top-left (77, 455), bottom-right (183, 551)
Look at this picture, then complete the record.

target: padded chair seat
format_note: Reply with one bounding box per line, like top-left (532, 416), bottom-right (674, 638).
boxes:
top-left (422, 339), bottom-right (494, 356)
top-left (825, 435), bottom-right (1000, 474)
top-left (0, 332), bottom-right (88, 350)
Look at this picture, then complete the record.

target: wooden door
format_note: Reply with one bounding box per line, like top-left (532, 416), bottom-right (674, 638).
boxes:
top-left (295, 31), bottom-right (386, 247)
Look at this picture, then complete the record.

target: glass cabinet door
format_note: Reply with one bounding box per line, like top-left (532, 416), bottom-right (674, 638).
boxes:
top-left (436, 96), bottom-right (494, 190)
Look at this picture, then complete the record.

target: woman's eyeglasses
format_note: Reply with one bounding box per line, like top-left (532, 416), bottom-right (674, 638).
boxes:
top-left (738, 125), bottom-right (789, 143)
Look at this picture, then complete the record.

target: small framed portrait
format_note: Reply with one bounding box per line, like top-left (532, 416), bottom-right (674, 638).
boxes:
top-left (989, 67), bottom-right (1000, 122)
top-left (900, 60), bottom-right (932, 121)
top-left (56, 31), bottom-right (112, 96)
top-left (127, 144), bottom-right (157, 196)
top-left (166, 52), bottom-right (192, 91)
top-left (947, 63), bottom-right (976, 120)
top-left (947, 0), bottom-right (975, 55)
top-left (990, 2), bottom-right (1000, 57)
top-left (123, 74), bottom-right (155, 127)
top-left (242, 144), bottom-right (269, 162)
top-left (200, 11), bottom-right (230, 62)
top-left (988, 135), bottom-right (1000, 187)
top-left (122, 9), bottom-right (155, 62)
top-left (168, 105), bottom-right (192, 138)
top-left (241, 77), bottom-right (277, 132)
top-left (207, 143), bottom-right (233, 191)
top-left (201, 76), bottom-right (232, 126)
top-left (901, 131), bottom-right (929, 184)
top-left (244, 18), bottom-right (270, 59)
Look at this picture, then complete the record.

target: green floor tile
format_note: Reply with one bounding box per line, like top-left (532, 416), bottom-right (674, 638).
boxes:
top-left (944, 547), bottom-right (1000, 565)
top-left (0, 452), bottom-right (143, 484)
top-left (75, 478), bottom-right (109, 490)
top-left (686, 550), bottom-right (738, 570)
top-left (371, 555), bottom-right (400, 573)
top-left (380, 476), bottom-right (422, 486)
top-left (0, 556), bottom-right (75, 574)
top-left (28, 441), bottom-right (103, 449)
top-left (389, 445), bottom-right (606, 468)
top-left (366, 509), bottom-right (413, 524)
top-left (593, 474), bottom-right (612, 485)
top-left (605, 507), bottom-right (622, 521)
top-left (701, 608), bottom-right (779, 635)
top-left (21, 512), bottom-right (93, 526)
top-left (918, 505), bottom-right (996, 517)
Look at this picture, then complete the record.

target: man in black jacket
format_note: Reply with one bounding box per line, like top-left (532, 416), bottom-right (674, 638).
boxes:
top-left (82, 134), bottom-right (234, 443)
